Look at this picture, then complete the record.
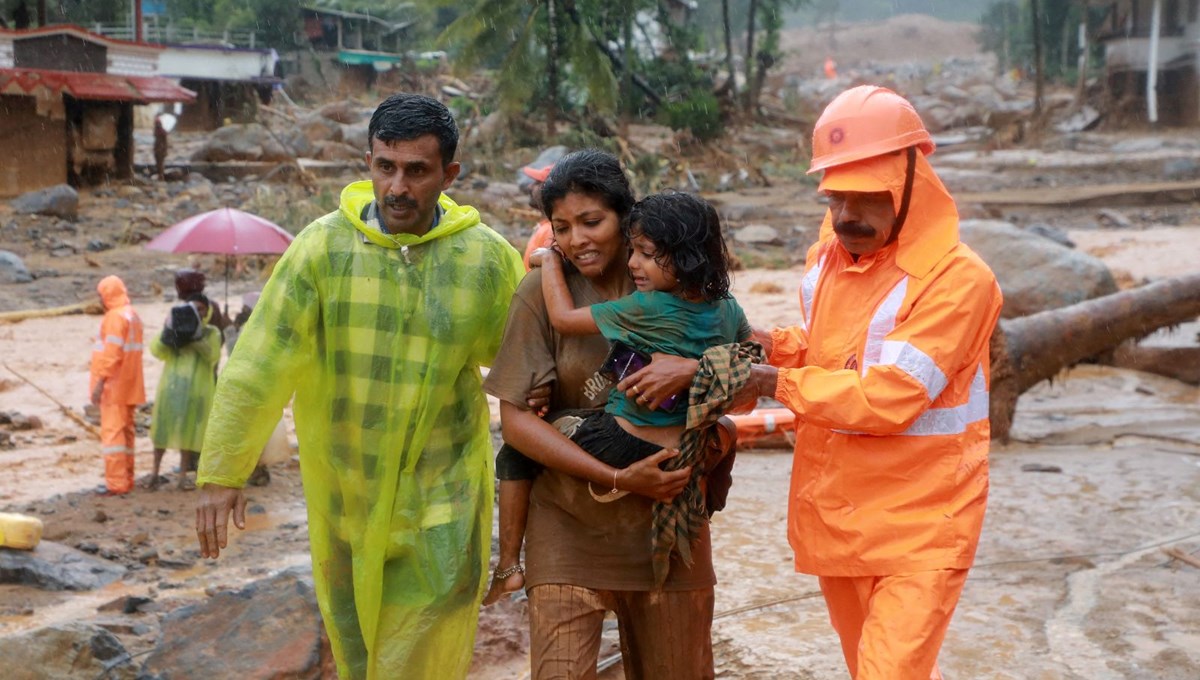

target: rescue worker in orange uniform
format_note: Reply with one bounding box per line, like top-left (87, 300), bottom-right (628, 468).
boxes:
top-left (520, 163), bottom-right (554, 271)
top-left (90, 275), bottom-right (146, 495)
top-left (740, 86), bottom-right (1003, 679)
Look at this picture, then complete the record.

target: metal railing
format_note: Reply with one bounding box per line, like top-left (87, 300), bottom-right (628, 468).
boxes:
top-left (91, 22), bottom-right (262, 48)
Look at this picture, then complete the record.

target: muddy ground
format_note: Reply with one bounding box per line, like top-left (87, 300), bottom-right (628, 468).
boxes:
top-left (2, 14), bottom-right (1200, 680)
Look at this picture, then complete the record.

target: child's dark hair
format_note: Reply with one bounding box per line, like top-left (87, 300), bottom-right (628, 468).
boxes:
top-left (368, 93), bottom-right (458, 166)
top-left (625, 192), bottom-right (731, 302)
top-left (540, 149), bottom-right (635, 221)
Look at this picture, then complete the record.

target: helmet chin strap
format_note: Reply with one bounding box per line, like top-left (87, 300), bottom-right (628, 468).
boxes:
top-left (889, 146), bottom-right (918, 242)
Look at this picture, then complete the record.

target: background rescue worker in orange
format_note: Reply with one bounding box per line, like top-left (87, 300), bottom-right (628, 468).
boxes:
top-left (520, 163), bottom-right (554, 271)
top-left (90, 275), bottom-right (146, 495)
top-left (739, 85), bottom-right (1004, 680)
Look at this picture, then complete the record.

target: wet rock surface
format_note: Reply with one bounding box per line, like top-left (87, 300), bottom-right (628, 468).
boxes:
top-left (141, 567), bottom-right (334, 680)
top-left (0, 621), bottom-right (135, 680)
top-left (0, 540), bottom-right (125, 591)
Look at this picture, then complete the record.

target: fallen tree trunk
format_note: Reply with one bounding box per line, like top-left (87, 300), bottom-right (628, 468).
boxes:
top-left (990, 273), bottom-right (1200, 440)
top-left (1110, 344), bottom-right (1200, 385)
top-left (0, 300), bottom-right (103, 324)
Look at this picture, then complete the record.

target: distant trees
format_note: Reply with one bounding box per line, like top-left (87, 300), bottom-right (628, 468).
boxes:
top-left (434, 0), bottom-right (808, 141)
top-left (980, 0), bottom-right (1107, 85)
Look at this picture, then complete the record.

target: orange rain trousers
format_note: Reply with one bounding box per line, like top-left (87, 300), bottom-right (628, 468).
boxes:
top-left (100, 402), bottom-right (136, 494)
top-left (819, 569), bottom-right (968, 680)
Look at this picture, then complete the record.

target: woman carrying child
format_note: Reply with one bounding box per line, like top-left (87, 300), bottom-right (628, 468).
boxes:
top-left (482, 149), bottom-right (744, 679)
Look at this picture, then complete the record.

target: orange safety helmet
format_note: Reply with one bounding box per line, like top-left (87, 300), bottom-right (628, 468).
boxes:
top-left (808, 85), bottom-right (935, 174)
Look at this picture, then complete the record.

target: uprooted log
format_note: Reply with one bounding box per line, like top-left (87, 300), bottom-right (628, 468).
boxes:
top-left (0, 299), bottom-right (103, 324)
top-left (990, 273), bottom-right (1200, 440)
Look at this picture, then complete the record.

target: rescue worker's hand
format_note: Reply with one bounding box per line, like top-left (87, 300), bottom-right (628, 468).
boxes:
top-left (617, 449), bottom-right (691, 502)
top-left (90, 378), bottom-right (105, 407)
top-left (525, 382), bottom-right (552, 418)
top-left (730, 364), bottom-right (780, 415)
top-left (749, 327), bottom-right (775, 357)
top-left (617, 353), bottom-right (698, 411)
top-left (195, 483), bottom-right (247, 559)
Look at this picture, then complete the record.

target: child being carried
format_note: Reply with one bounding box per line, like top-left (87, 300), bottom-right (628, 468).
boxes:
top-left (484, 191), bottom-right (750, 605)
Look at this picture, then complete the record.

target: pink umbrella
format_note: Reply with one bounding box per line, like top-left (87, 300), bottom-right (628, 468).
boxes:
top-left (145, 207), bottom-right (294, 255)
top-left (145, 207), bottom-right (295, 308)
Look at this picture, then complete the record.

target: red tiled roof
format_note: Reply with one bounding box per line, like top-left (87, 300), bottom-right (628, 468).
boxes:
top-left (0, 68), bottom-right (195, 103)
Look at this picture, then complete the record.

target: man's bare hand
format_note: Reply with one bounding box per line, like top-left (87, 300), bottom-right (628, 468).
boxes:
top-left (617, 354), bottom-right (698, 411)
top-left (616, 449), bottom-right (691, 502)
top-left (195, 483), bottom-right (247, 559)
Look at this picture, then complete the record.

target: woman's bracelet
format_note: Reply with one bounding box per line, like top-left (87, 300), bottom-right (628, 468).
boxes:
top-left (607, 468), bottom-right (620, 495)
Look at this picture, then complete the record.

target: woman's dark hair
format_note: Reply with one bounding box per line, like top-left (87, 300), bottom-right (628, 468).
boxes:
top-left (625, 192), bottom-right (732, 302)
top-left (540, 149), bottom-right (635, 221)
top-left (368, 93), bottom-right (458, 166)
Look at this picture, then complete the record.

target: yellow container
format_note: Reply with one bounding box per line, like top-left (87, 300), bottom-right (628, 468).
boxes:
top-left (0, 512), bottom-right (44, 550)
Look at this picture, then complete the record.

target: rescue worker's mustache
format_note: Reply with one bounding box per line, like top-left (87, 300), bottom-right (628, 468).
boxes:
top-left (834, 221), bottom-right (875, 238)
top-left (384, 195), bottom-right (418, 210)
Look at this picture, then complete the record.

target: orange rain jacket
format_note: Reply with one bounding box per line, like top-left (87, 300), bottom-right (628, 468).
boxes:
top-left (90, 276), bottom-right (146, 406)
top-left (770, 149), bottom-right (1002, 576)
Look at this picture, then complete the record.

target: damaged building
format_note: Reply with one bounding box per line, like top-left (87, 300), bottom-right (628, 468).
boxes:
top-left (0, 25), bottom-right (194, 197)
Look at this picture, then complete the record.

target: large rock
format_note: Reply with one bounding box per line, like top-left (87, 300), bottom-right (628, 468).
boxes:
top-left (0, 622), bottom-right (134, 680)
top-left (341, 121), bottom-right (369, 151)
top-left (11, 184), bottom-right (79, 219)
top-left (0, 250), bottom-right (32, 283)
top-left (296, 114), bottom-right (344, 145)
top-left (960, 219), bottom-right (1118, 318)
top-left (140, 566), bottom-right (334, 679)
top-left (191, 124), bottom-right (292, 163)
top-left (0, 540), bottom-right (125, 590)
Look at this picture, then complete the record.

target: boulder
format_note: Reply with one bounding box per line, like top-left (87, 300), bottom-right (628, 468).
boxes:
top-left (0, 250), bottom-right (32, 283)
top-left (11, 184), bottom-right (79, 219)
top-left (341, 121), bottom-right (369, 151)
top-left (0, 540), bottom-right (125, 590)
top-left (315, 100), bottom-right (362, 124)
top-left (0, 622), bottom-right (134, 680)
top-left (960, 219), bottom-right (1117, 318)
top-left (311, 140), bottom-right (363, 162)
top-left (141, 566), bottom-right (334, 679)
top-left (191, 124), bottom-right (291, 163)
top-left (733, 224), bottom-right (783, 246)
top-left (297, 114), bottom-right (344, 145)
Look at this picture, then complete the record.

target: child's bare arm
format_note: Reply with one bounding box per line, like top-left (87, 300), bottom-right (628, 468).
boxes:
top-left (538, 249), bottom-right (601, 335)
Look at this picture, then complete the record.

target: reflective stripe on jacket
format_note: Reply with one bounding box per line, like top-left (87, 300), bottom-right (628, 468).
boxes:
top-left (771, 151), bottom-right (1003, 576)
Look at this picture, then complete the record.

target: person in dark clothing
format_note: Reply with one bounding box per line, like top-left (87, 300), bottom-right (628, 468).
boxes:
top-left (154, 116), bottom-right (169, 181)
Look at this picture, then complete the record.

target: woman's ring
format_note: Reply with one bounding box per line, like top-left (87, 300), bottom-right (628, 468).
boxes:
top-left (633, 385), bottom-right (640, 395)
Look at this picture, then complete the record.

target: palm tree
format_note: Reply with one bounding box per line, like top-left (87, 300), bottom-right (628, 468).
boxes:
top-left (435, 0), bottom-right (623, 134)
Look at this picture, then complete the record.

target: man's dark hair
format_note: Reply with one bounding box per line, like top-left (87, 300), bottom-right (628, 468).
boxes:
top-left (367, 93), bottom-right (459, 166)
top-left (625, 191), bottom-right (732, 302)
top-left (541, 149), bottom-right (635, 221)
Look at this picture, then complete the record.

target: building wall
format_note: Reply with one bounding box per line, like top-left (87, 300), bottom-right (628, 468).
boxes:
top-left (107, 46), bottom-right (159, 76)
top-left (13, 36), bottom-right (106, 72)
top-left (159, 46), bottom-right (275, 80)
top-left (0, 94), bottom-right (67, 197)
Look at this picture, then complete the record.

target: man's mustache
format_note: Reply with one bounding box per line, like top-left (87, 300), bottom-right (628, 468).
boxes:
top-left (384, 195), bottom-right (418, 210)
top-left (833, 221), bottom-right (875, 238)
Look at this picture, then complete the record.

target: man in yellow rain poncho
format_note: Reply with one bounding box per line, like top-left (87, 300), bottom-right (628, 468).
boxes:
top-left (194, 93), bottom-right (524, 679)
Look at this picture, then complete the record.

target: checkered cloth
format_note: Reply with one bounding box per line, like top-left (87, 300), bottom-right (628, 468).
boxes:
top-left (652, 340), bottom-right (765, 587)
